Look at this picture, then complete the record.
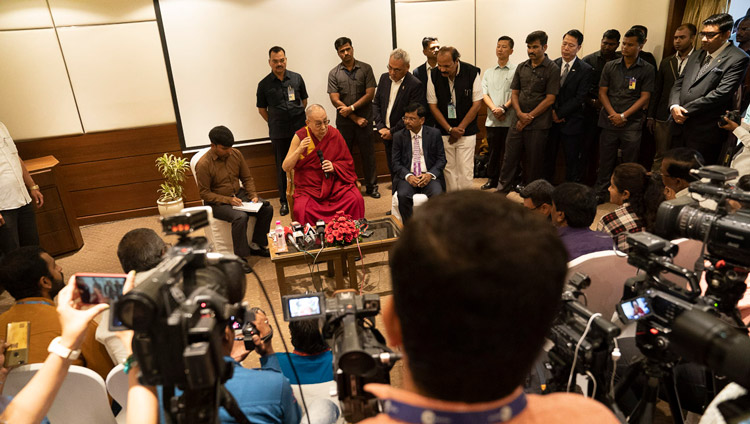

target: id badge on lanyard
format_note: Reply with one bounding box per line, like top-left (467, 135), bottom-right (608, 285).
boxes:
top-left (447, 102), bottom-right (457, 119)
top-left (287, 85), bottom-right (296, 101)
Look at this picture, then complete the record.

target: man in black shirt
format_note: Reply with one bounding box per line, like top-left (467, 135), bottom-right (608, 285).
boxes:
top-left (257, 46), bottom-right (308, 216)
top-left (594, 29), bottom-right (654, 200)
top-left (497, 31), bottom-right (560, 192)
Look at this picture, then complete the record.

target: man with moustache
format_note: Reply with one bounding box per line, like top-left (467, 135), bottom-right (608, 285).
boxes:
top-left (594, 28), bottom-right (654, 201)
top-left (481, 36), bottom-right (516, 190)
top-left (670, 13), bottom-right (750, 164)
top-left (497, 31), bottom-right (560, 192)
top-left (327, 37), bottom-right (380, 198)
top-left (0, 246), bottom-right (114, 380)
top-left (413, 37), bottom-right (440, 127)
top-left (646, 24), bottom-right (697, 172)
top-left (546, 29), bottom-right (593, 182)
top-left (257, 46), bottom-right (308, 216)
top-left (427, 46), bottom-right (483, 191)
top-left (372, 49), bottom-right (424, 183)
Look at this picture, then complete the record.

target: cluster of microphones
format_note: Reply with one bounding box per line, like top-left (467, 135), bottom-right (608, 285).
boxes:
top-left (283, 220), bottom-right (326, 251)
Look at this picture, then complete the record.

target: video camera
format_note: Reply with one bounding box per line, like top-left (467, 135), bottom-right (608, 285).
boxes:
top-left (115, 210), bottom-right (253, 424)
top-left (544, 273), bottom-right (621, 405)
top-left (282, 291), bottom-right (400, 423)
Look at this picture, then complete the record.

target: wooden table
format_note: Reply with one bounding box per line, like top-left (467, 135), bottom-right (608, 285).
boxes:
top-left (269, 216), bottom-right (402, 296)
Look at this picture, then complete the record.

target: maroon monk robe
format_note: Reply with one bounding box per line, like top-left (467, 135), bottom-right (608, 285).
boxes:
top-left (292, 126), bottom-right (365, 225)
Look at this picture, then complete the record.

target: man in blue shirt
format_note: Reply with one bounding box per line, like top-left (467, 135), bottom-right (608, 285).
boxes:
top-left (550, 183), bottom-right (613, 261)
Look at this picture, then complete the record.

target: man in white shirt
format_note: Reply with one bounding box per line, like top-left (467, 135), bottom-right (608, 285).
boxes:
top-left (413, 37), bottom-right (440, 127)
top-left (0, 121), bottom-right (43, 257)
top-left (427, 46), bottom-right (483, 191)
top-left (481, 36), bottom-right (516, 190)
top-left (391, 103), bottom-right (446, 222)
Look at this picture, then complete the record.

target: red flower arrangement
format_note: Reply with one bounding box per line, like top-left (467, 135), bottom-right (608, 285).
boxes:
top-left (324, 211), bottom-right (361, 247)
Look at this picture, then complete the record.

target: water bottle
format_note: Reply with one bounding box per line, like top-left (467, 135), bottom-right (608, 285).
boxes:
top-left (275, 220), bottom-right (287, 252)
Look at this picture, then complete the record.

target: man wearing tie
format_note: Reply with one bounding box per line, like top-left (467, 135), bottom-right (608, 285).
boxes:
top-left (647, 24), bottom-right (696, 172)
top-left (392, 103), bottom-right (446, 222)
top-left (670, 13), bottom-right (750, 164)
top-left (546, 29), bottom-right (593, 182)
top-left (372, 49), bottom-right (425, 184)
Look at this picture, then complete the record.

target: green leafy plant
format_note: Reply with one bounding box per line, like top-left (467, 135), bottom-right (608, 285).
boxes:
top-left (155, 153), bottom-right (190, 202)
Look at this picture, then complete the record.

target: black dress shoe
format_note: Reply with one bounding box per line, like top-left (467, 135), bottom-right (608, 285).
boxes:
top-left (249, 247), bottom-right (271, 257)
top-left (279, 203), bottom-right (289, 216)
top-left (481, 181), bottom-right (497, 190)
top-left (367, 187), bottom-right (381, 199)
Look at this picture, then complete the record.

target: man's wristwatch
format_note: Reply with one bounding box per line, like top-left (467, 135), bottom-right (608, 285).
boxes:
top-left (48, 337), bottom-right (81, 360)
top-left (350, 105), bottom-right (355, 112)
top-left (28, 185), bottom-right (40, 191)
top-left (498, 105), bottom-right (506, 113)
top-left (620, 113), bottom-right (626, 121)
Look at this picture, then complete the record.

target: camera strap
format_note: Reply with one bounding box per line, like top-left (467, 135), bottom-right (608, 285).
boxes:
top-left (380, 392), bottom-right (527, 424)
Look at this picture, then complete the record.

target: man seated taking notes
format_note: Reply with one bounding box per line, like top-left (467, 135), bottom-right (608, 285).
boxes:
top-left (195, 125), bottom-right (274, 258)
top-left (282, 104), bottom-right (365, 225)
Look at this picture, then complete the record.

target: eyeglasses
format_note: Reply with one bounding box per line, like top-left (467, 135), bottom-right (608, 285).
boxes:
top-left (402, 116), bottom-right (420, 122)
top-left (699, 31), bottom-right (721, 39)
top-left (310, 119), bottom-right (330, 128)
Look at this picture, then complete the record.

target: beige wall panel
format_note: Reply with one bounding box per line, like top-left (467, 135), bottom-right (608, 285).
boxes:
top-left (582, 0), bottom-right (670, 63)
top-left (57, 21), bottom-right (174, 133)
top-left (48, 0), bottom-right (155, 26)
top-left (475, 0), bottom-right (586, 72)
top-left (0, 29), bottom-right (82, 140)
top-left (396, 0), bottom-right (476, 66)
top-left (0, 0), bottom-right (53, 30)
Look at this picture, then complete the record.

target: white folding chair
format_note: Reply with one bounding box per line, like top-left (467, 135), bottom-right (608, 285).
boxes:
top-left (106, 364), bottom-right (128, 423)
top-left (189, 148), bottom-right (257, 254)
top-left (391, 192), bottom-right (428, 221)
top-left (4, 364), bottom-right (117, 423)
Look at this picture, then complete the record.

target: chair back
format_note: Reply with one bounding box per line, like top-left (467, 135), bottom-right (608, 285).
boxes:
top-left (4, 364), bottom-right (117, 423)
top-left (567, 251), bottom-right (640, 320)
top-left (287, 169), bottom-right (296, 220)
top-left (106, 364), bottom-right (128, 411)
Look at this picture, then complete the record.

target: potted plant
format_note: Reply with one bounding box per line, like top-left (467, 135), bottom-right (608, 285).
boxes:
top-left (155, 153), bottom-right (190, 216)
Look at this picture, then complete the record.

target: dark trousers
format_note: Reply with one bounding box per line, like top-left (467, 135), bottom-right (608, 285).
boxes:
top-left (379, 134), bottom-right (394, 191)
top-left (594, 128), bottom-right (642, 196)
top-left (671, 123), bottom-right (725, 165)
top-left (0, 202), bottom-right (39, 257)
top-left (485, 126), bottom-right (509, 185)
top-left (395, 178), bottom-right (442, 222)
top-left (580, 114), bottom-right (601, 185)
top-left (209, 189), bottom-right (273, 257)
top-left (339, 123), bottom-right (377, 189)
top-left (271, 136), bottom-right (292, 204)
top-left (545, 125), bottom-right (584, 183)
top-left (498, 127), bottom-right (548, 192)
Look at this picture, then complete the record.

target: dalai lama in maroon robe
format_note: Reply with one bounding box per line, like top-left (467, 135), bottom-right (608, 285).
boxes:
top-left (282, 104), bottom-right (365, 225)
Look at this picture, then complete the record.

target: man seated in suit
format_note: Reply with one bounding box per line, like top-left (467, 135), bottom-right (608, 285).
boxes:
top-left (372, 48), bottom-right (424, 183)
top-left (392, 102), bottom-right (446, 222)
top-left (0, 246), bottom-right (115, 381)
top-left (670, 13), bottom-right (750, 164)
top-left (282, 105), bottom-right (365, 225)
top-left (546, 29), bottom-right (593, 183)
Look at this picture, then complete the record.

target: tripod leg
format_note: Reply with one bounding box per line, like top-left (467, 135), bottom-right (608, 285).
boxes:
top-left (630, 376), bottom-right (658, 424)
top-left (663, 370), bottom-right (685, 424)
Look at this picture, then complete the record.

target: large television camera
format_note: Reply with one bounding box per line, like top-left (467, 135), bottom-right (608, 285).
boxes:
top-left (654, 165), bottom-right (750, 320)
top-left (115, 210), bottom-right (254, 424)
top-left (282, 291), bottom-right (400, 423)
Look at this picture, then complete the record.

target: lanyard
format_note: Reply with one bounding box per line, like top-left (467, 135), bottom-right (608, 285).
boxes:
top-left (16, 300), bottom-right (53, 306)
top-left (381, 392), bottom-right (527, 424)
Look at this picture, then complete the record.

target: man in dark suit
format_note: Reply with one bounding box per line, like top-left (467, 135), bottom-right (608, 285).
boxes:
top-left (630, 25), bottom-right (658, 72)
top-left (392, 103), bottom-right (446, 222)
top-left (670, 13), bottom-right (750, 164)
top-left (372, 49), bottom-right (425, 183)
top-left (647, 24), bottom-right (697, 172)
top-left (413, 37), bottom-right (440, 127)
top-left (545, 29), bottom-right (593, 182)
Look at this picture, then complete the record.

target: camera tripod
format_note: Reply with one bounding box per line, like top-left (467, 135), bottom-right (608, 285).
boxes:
top-left (615, 356), bottom-right (685, 424)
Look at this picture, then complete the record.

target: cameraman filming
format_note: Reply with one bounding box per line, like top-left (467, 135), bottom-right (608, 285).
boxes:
top-left (362, 191), bottom-right (618, 423)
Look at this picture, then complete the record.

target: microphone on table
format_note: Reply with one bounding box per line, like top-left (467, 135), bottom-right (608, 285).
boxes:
top-left (317, 150), bottom-right (329, 179)
top-left (284, 226), bottom-right (301, 251)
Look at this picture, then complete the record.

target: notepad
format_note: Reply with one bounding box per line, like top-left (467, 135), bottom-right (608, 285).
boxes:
top-left (232, 202), bottom-right (262, 213)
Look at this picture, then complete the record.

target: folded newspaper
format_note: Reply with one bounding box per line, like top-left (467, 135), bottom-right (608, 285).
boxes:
top-left (232, 202), bottom-right (262, 213)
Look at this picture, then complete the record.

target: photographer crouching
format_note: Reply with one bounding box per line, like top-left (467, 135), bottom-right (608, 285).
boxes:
top-left (361, 191), bottom-right (618, 423)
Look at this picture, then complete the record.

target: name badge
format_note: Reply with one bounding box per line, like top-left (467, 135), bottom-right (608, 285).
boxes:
top-left (628, 77), bottom-right (637, 90)
top-left (447, 102), bottom-right (457, 119)
top-left (287, 85), bottom-right (295, 101)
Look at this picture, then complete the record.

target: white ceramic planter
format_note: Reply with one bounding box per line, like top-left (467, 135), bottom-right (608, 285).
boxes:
top-left (157, 198), bottom-right (184, 217)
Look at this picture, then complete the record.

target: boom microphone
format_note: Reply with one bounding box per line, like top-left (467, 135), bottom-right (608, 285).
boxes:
top-left (317, 150), bottom-right (329, 179)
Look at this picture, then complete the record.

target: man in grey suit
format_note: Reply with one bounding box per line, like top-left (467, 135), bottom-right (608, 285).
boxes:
top-left (372, 49), bottom-right (425, 183)
top-left (392, 103), bottom-right (446, 222)
top-left (670, 13), bottom-right (750, 164)
top-left (647, 24), bottom-right (696, 172)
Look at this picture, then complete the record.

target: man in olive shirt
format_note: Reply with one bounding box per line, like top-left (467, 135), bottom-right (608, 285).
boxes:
top-left (257, 46), bottom-right (308, 217)
top-left (594, 29), bottom-right (654, 201)
top-left (195, 126), bottom-right (274, 257)
top-left (497, 31), bottom-right (560, 192)
top-left (327, 37), bottom-right (380, 198)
